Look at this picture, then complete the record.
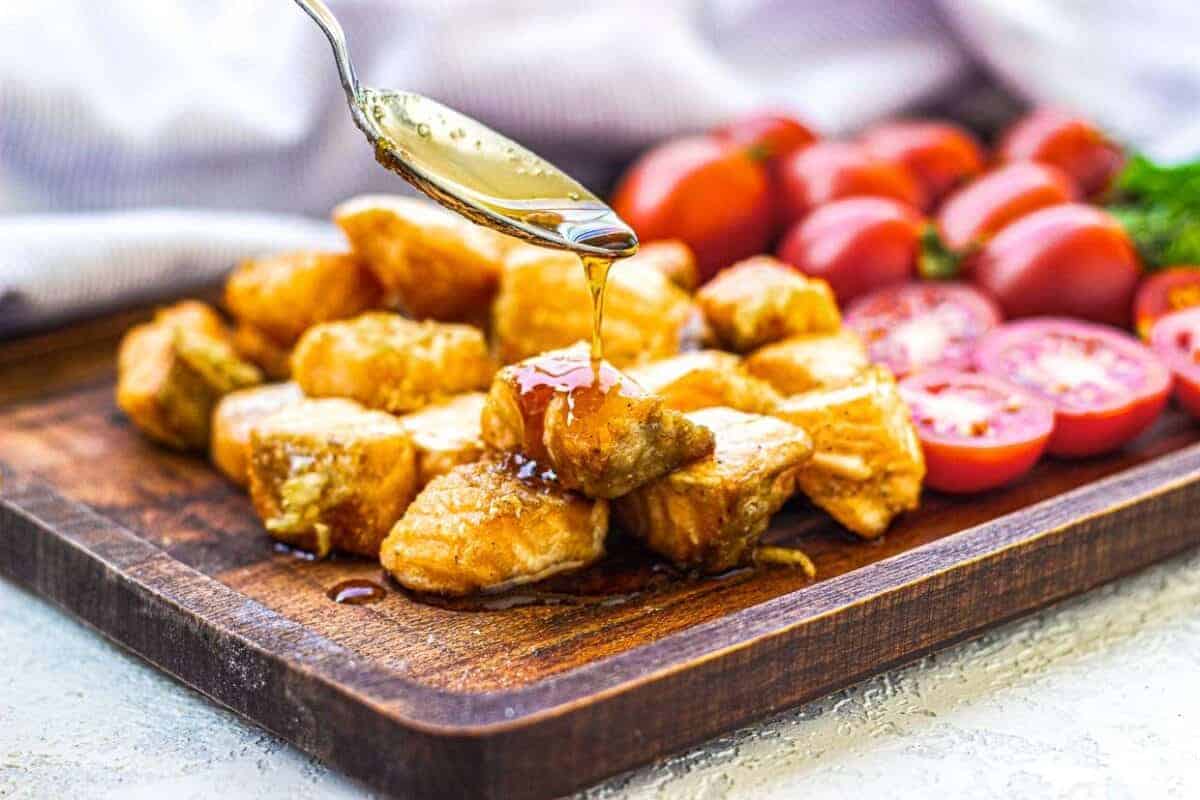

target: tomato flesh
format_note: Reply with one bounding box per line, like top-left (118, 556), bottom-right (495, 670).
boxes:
top-left (900, 370), bottom-right (1054, 493)
top-left (1134, 267), bottom-right (1200, 340)
top-left (845, 282), bottom-right (1002, 377)
top-left (975, 319), bottom-right (1172, 457)
top-left (1149, 307), bottom-right (1200, 419)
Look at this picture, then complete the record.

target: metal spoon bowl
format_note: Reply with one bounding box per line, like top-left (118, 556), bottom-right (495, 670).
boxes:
top-left (294, 0), bottom-right (638, 258)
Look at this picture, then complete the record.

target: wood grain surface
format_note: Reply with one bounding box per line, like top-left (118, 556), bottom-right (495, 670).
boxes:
top-left (3, 309), bottom-right (1199, 799)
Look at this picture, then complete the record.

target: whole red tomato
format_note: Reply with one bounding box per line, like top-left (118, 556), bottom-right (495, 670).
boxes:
top-left (712, 109), bottom-right (818, 162)
top-left (969, 204), bottom-right (1141, 326)
top-left (936, 162), bottom-right (1078, 252)
top-left (998, 108), bottom-right (1124, 198)
top-left (612, 137), bottom-right (772, 281)
top-left (1133, 267), bottom-right (1200, 340)
top-left (776, 196), bottom-right (922, 303)
top-left (775, 142), bottom-right (925, 228)
top-left (860, 120), bottom-right (985, 208)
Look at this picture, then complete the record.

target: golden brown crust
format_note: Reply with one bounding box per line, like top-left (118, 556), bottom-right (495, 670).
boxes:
top-left (614, 408), bottom-right (813, 572)
top-left (380, 460), bottom-right (609, 596)
top-left (491, 246), bottom-right (697, 366)
top-left (224, 251), bottom-right (382, 346)
top-left (480, 345), bottom-right (715, 498)
top-left (772, 366), bottom-right (924, 538)
top-left (248, 398), bottom-right (418, 557)
top-left (632, 240), bottom-right (699, 292)
top-left (625, 350), bottom-right (780, 414)
top-left (397, 392), bottom-right (487, 488)
top-left (291, 312), bottom-right (494, 413)
top-left (696, 256), bottom-right (841, 352)
top-left (210, 383), bottom-right (305, 486)
top-left (232, 322), bottom-right (293, 380)
top-left (116, 301), bottom-right (262, 450)
top-left (333, 195), bottom-right (514, 322)
top-left (744, 329), bottom-right (869, 394)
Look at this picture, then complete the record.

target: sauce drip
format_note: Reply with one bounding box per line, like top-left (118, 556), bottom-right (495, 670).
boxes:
top-left (326, 579), bottom-right (387, 605)
top-left (582, 254), bottom-right (613, 362)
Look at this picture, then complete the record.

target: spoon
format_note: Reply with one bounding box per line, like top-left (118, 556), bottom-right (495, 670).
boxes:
top-left (293, 0), bottom-right (638, 258)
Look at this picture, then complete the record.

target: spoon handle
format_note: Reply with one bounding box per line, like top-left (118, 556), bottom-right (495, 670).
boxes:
top-left (292, 0), bottom-right (369, 131)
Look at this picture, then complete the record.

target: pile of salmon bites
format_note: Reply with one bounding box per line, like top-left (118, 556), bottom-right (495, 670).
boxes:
top-left (117, 195), bottom-right (927, 596)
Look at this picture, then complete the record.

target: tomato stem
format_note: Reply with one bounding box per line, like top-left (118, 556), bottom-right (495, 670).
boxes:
top-left (917, 223), bottom-right (963, 280)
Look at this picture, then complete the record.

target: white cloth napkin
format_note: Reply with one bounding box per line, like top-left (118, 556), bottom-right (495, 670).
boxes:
top-left (1, 0), bottom-right (1198, 333)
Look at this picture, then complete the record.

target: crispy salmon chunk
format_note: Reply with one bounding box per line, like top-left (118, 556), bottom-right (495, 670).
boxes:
top-left (773, 366), bottom-right (924, 538)
top-left (334, 195), bottom-right (514, 322)
top-left (481, 345), bottom-right (714, 498)
top-left (630, 240), bottom-right (699, 292)
top-left (248, 399), bottom-right (418, 557)
top-left (210, 382), bottom-right (305, 486)
top-left (381, 459), bottom-right (609, 596)
top-left (224, 251), bottom-right (382, 345)
top-left (745, 329), bottom-right (869, 394)
top-left (492, 246), bottom-right (698, 366)
top-left (696, 256), bottom-right (840, 352)
top-left (615, 408), bottom-right (813, 572)
top-left (291, 312), bottom-right (494, 413)
top-left (117, 301), bottom-right (262, 450)
top-left (398, 392), bottom-right (486, 488)
top-left (625, 351), bottom-right (779, 413)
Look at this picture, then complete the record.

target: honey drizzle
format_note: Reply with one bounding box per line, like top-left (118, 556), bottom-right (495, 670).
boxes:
top-left (581, 254), bottom-right (613, 363)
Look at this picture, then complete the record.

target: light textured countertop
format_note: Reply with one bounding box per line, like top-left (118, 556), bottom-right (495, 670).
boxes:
top-left (3, 546), bottom-right (1199, 800)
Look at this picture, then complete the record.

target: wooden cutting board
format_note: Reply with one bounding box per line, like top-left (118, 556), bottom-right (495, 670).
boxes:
top-left (3, 308), bottom-right (1200, 799)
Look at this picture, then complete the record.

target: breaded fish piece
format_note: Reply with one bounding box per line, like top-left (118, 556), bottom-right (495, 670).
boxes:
top-left (773, 366), bottom-right (924, 538)
top-left (744, 329), bottom-right (870, 394)
top-left (210, 382), bottom-right (305, 486)
top-left (492, 246), bottom-right (698, 366)
top-left (116, 301), bottom-right (262, 450)
top-left (614, 407), bottom-right (813, 572)
top-left (224, 251), bottom-right (382, 346)
top-left (624, 350), bottom-right (780, 414)
top-left (696, 256), bottom-right (840, 352)
top-left (334, 194), bottom-right (514, 322)
top-left (631, 240), bottom-right (699, 292)
top-left (398, 392), bottom-right (486, 488)
top-left (291, 312), bottom-right (494, 413)
top-left (232, 322), bottom-right (293, 380)
top-left (481, 344), bottom-right (714, 498)
top-left (381, 458), bottom-right (609, 596)
top-left (248, 398), bottom-right (418, 557)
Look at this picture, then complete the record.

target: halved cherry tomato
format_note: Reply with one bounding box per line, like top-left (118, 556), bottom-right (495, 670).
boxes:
top-left (860, 120), bottom-right (985, 208)
top-left (612, 136), bottom-right (772, 282)
top-left (998, 108), bottom-right (1124, 198)
top-left (969, 204), bottom-right (1141, 326)
top-left (775, 141), bottom-right (925, 228)
top-left (936, 162), bottom-right (1078, 253)
top-left (1134, 267), bottom-right (1200, 340)
top-left (775, 197), bottom-right (922, 304)
top-left (900, 369), bottom-right (1055, 493)
top-left (975, 319), bottom-right (1172, 457)
top-left (712, 109), bottom-right (818, 162)
top-left (846, 282), bottom-right (1002, 377)
top-left (1149, 307), bottom-right (1200, 419)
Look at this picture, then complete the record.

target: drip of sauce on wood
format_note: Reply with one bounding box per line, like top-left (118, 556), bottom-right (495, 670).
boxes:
top-left (327, 579), bottom-right (387, 605)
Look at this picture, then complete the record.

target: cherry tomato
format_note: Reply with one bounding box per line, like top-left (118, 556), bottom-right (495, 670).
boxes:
top-left (776, 197), bottom-right (922, 304)
top-left (998, 108), bottom-right (1124, 198)
top-left (1133, 267), bottom-right (1200, 340)
top-left (975, 319), bottom-right (1172, 457)
top-left (860, 120), bottom-right (985, 208)
top-left (1149, 307), bottom-right (1200, 419)
top-left (936, 162), bottom-right (1078, 252)
top-left (775, 141), bottom-right (925, 228)
top-left (846, 282), bottom-right (1002, 377)
top-left (900, 369), bottom-right (1054, 493)
top-left (712, 109), bottom-right (818, 162)
top-left (969, 204), bottom-right (1141, 326)
top-left (612, 137), bottom-right (772, 282)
